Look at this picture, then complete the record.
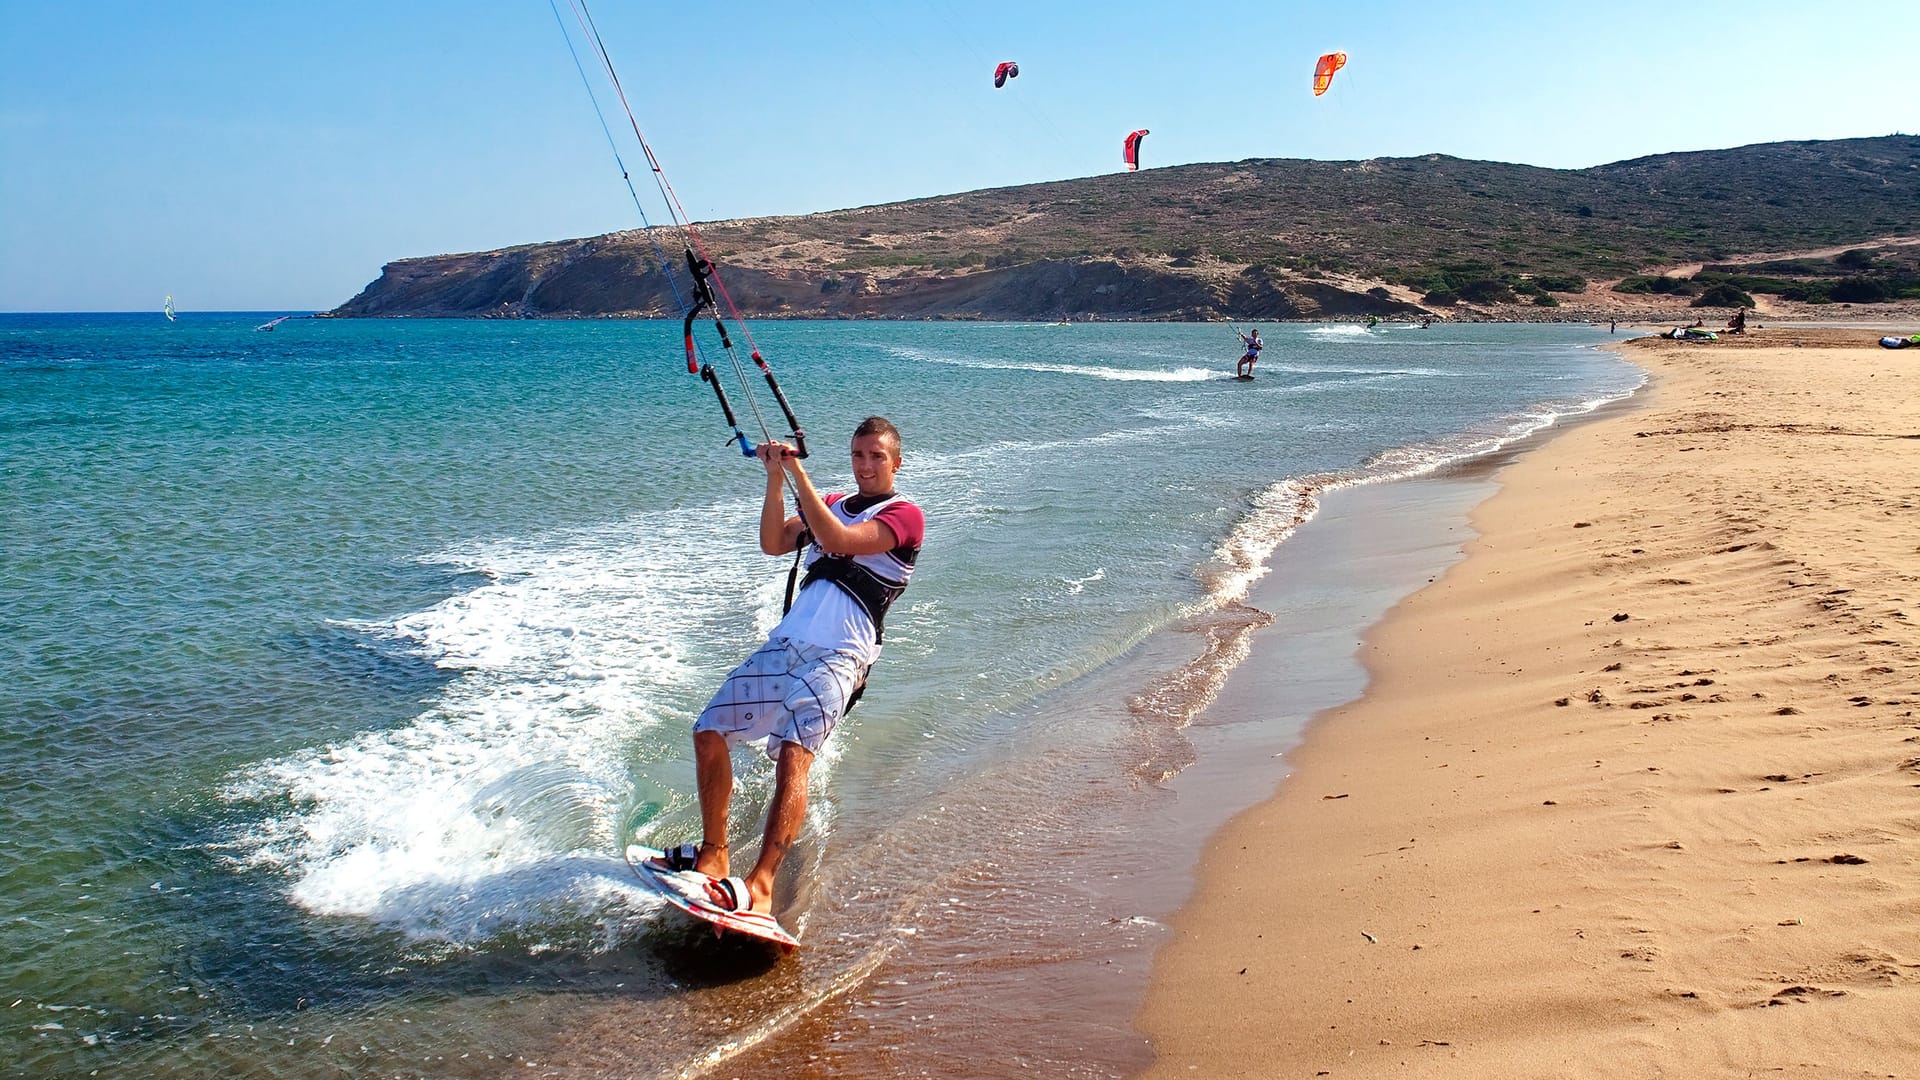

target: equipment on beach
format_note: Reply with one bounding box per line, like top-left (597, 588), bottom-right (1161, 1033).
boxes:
top-left (549, 0), bottom-right (809, 462)
top-left (1878, 334), bottom-right (1919, 349)
top-left (1665, 326), bottom-right (1719, 342)
top-left (624, 845), bottom-right (801, 949)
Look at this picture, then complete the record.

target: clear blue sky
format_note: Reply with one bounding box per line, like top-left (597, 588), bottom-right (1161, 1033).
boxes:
top-left (3, 0), bottom-right (1914, 312)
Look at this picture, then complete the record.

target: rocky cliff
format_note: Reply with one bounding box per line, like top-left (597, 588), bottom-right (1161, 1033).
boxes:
top-left (331, 136), bottom-right (1920, 321)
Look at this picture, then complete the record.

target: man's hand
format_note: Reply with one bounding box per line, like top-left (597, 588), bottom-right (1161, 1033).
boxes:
top-left (757, 440), bottom-right (797, 477)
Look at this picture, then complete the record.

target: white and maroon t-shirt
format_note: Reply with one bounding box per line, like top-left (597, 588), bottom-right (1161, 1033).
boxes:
top-left (773, 491), bottom-right (923, 666)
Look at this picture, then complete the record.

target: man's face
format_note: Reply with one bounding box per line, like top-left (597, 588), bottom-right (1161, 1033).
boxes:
top-left (850, 433), bottom-right (900, 496)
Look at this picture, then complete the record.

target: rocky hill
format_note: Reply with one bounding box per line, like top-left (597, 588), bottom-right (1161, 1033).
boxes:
top-left (332, 135), bottom-right (1920, 321)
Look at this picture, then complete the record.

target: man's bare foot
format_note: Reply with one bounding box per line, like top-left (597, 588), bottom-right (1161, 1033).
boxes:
top-left (703, 875), bottom-right (772, 915)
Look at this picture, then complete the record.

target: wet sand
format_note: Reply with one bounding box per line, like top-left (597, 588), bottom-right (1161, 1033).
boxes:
top-left (1138, 328), bottom-right (1920, 1077)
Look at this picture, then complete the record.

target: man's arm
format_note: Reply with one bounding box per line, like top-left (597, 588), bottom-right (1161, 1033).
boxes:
top-left (762, 441), bottom-right (900, 557)
top-left (758, 446), bottom-right (807, 555)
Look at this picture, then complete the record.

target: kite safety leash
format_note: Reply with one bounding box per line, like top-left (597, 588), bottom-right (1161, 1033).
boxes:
top-left (551, 0), bottom-right (809, 463)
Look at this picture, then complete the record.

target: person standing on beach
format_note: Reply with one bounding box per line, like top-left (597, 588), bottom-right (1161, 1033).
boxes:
top-left (1236, 328), bottom-right (1263, 377)
top-left (655, 416), bottom-right (924, 916)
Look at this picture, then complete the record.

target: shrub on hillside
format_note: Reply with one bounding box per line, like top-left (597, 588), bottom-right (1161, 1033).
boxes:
top-left (1613, 275), bottom-right (1698, 296)
top-left (1829, 277), bottom-right (1889, 303)
top-left (1422, 288), bottom-right (1460, 306)
top-left (1458, 279), bottom-right (1517, 304)
top-left (1779, 282), bottom-right (1833, 303)
top-left (1690, 283), bottom-right (1754, 308)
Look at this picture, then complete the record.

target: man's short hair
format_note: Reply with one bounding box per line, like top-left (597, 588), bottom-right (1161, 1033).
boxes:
top-left (854, 416), bottom-right (901, 461)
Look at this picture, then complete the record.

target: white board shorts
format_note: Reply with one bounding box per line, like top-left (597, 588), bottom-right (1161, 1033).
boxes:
top-left (694, 637), bottom-right (867, 758)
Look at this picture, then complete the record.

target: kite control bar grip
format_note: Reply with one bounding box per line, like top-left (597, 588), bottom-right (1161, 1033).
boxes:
top-left (700, 365), bottom-right (755, 457)
top-left (754, 352), bottom-right (808, 459)
top-left (682, 304), bottom-right (705, 374)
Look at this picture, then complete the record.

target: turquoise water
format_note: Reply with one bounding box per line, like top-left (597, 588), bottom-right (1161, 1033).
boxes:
top-left (0, 313), bottom-right (1639, 1077)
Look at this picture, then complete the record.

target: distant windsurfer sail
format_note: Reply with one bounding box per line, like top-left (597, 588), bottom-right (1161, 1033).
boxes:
top-left (163, 295), bottom-right (176, 322)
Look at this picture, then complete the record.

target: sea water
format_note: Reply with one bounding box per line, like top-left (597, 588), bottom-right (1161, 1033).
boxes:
top-left (0, 314), bottom-right (1640, 1077)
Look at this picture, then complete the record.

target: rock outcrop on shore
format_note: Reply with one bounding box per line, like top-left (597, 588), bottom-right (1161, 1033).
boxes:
top-left (332, 135), bottom-right (1920, 322)
top-left (334, 246), bottom-right (1429, 322)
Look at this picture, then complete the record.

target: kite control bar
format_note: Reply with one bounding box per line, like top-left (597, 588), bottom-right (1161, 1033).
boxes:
top-left (680, 247), bottom-right (808, 459)
top-left (550, 0), bottom-right (809, 464)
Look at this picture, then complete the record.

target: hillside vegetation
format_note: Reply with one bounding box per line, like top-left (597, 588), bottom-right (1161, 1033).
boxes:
top-left (334, 135), bottom-right (1920, 321)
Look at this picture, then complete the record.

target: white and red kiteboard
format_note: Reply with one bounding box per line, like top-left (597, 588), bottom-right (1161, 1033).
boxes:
top-left (624, 844), bottom-right (801, 949)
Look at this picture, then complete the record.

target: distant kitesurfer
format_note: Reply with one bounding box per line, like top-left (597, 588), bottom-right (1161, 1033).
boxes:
top-left (1237, 328), bottom-right (1263, 377)
top-left (660, 417), bottom-right (924, 916)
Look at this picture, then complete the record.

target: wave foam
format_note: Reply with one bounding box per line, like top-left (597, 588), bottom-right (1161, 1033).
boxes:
top-left (884, 345), bottom-right (1214, 382)
top-left (218, 507), bottom-right (787, 946)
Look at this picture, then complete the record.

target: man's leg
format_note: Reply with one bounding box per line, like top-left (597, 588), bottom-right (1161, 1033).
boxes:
top-left (693, 729), bottom-right (733, 879)
top-left (707, 739), bottom-right (812, 914)
top-left (747, 739), bottom-right (814, 912)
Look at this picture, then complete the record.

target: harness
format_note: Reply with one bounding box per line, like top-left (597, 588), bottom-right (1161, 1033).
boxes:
top-left (799, 553), bottom-right (909, 644)
top-left (783, 494), bottom-right (912, 643)
top-left (781, 494), bottom-right (914, 711)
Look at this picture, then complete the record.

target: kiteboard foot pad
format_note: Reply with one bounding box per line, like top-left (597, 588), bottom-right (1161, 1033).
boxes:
top-left (624, 844), bottom-right (801, 948)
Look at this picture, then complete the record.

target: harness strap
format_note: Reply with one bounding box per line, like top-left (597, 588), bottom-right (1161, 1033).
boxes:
top-left (784, 529), bottom-right (811, 615)
top-left (781, 527), bottom-right (876, 712)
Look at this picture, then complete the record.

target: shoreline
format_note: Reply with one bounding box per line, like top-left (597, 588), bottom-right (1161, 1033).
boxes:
top-left (566, 462), bottom-right (1531, 1079)
top-left (541, 346), bottom-right (1629, 1078)
top-left (1136, 328), bottom-right (1920, 1076)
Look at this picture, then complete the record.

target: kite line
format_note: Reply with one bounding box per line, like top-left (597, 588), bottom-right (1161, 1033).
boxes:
top-left (547, 0), bottom-right (809, 460)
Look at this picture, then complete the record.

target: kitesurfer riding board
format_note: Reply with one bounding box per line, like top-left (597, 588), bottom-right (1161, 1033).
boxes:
top-left (624, 844), bottom-right (801, 949)
top-left (631, 418), bottom-right (923, 942)
top-left (1235, 327), bottom-right (1263, 378)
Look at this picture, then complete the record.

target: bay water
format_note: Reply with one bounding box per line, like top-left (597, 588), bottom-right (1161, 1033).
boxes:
top-left (0, 314), bottom-right (1640, 1077)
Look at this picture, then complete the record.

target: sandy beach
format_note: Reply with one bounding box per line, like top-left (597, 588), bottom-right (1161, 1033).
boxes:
top-left (1139, 328), bottom-right (1920, 1078)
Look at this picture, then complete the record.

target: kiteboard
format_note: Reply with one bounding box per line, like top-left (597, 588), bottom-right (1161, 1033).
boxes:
top-left (624, 844), bottom-right (801, 949)
top-left (1233, 374), bottom-right (1255, 381)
